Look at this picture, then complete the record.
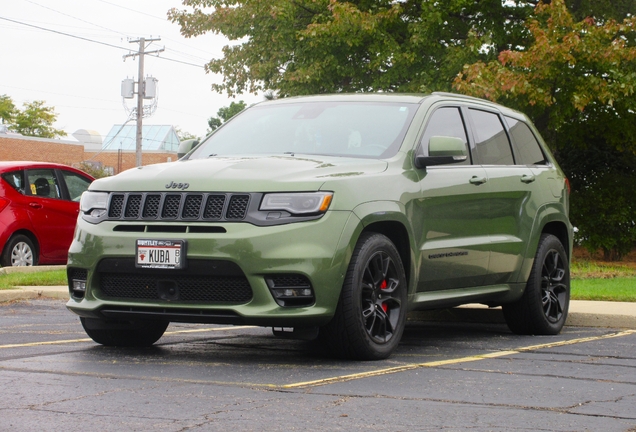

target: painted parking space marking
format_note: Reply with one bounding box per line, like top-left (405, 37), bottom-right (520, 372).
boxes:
top-left (282, 330), bottom-right (636, 389)
top-left (0, 325), bottom-right (256, 349)
top-left (1, 328), bottom-right (633, 390)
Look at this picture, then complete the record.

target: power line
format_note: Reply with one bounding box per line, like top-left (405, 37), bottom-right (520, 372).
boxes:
top-left (92, 0), bottom-right (218, 59)
top-left (23, 0), bottom-right (128, 37)
top-left (0, 15), bottom-right (206, 69)
top-left (0, 16), bottom-right (129, 52)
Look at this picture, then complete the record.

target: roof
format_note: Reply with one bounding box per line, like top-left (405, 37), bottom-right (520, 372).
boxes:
top-left (102, 125), bottom-right (179, 152)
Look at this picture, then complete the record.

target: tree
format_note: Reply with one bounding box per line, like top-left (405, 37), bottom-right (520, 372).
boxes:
top-left (77, 162), bottom-right (112, 179)
top-left (169, 0), bottom-right (535, 96)
top-left (174, 127), bottom-right (198, 142)
top-left (11, 100), bottom-right (65, 138)
top-left (207, 100), bottom-right (247, 133)
top-left (453, 0), bottom-right (636, 153)
top-left (0, 95), bottom-right (16, 125)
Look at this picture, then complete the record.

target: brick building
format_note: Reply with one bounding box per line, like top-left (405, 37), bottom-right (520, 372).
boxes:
top-left (0, 134), bottom-right (177, 174)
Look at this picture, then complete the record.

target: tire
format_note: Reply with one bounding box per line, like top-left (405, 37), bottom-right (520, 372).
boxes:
top-left (80, 317), bottom-right (168, 347)
top-left (319, 233), bottom-right (407, 360)
top-left (503, 234), bottom-right (570, 335)
top-left (1, 234), bottom-right (38, 267)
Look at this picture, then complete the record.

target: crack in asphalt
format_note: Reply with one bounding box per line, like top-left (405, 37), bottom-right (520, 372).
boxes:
top-left (435, 365), bottom-right (636, 385)
top-left (266, 388), bottom-right (636, 421)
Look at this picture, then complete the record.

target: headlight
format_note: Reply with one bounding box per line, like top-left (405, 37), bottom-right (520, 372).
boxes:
top-left (80, 191), bottom-right (109, 222)
top-left (260, 192), bottom-right (333, 215)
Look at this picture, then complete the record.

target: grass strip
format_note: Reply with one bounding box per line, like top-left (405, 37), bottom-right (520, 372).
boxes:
top-left (571, 277), bottom-right (636, 302)
top-left (0, 270), bottom-right (67, 290)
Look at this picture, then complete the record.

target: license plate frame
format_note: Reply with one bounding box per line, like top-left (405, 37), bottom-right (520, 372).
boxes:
top-left (135, 239), bottom-right (186, 269)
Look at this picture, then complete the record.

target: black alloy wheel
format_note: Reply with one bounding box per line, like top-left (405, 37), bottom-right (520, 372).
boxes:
top-left (503, 233), bottom-right (570, 335)
top-left (541, 248), bottom-right (568, 323)
top-left (319, 232), bottom-right (407, 360)
top-left (360, 250), bottom-right (402, 344)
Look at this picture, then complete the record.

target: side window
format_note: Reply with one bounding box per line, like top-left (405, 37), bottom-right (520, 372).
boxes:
top-left (469, 109), bottom-right (514, 165)
top-left (61, 170), bottom-right (92, 202)
top-left (1, 170), bottom-right (25, 194)
top-left (26, 169), bottom-right (62, 199)
top-left (419, 107), bottom-right (470, 165)
top-left (505, 116), bottom-right (547, 165)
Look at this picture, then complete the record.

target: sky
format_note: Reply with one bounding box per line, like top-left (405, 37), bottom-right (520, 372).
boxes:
top-left (0, 0), bottom-right (263, 144)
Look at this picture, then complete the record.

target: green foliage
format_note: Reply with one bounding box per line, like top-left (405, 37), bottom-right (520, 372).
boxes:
top-left (207, 100), bottom-right (247, 132)
top-left (454, 0), bottom-right (636, 153)
top-left (77, 162), bottom-right (111, 179)
top-left (169, 0), bottom-right (534, 96)
top-left (4, 98), bottom-right (65, 138)
top-left (0, 94), bottom-right (16, 125)
top-left (560, 144), bottom-right (636, 261)
top-left (174, 127), bottom-right (198, 141)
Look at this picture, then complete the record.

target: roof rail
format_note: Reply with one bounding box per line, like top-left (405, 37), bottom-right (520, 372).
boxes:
top-left (431, 91), bottom-right (490, 103)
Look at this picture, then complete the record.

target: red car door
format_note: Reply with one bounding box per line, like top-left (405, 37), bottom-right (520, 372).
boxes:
top-left (24, 169), bottom-right (80, 262)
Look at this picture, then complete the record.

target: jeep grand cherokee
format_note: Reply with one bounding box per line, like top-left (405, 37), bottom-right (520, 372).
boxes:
top-left (67, 93), bottom-right (573, 360)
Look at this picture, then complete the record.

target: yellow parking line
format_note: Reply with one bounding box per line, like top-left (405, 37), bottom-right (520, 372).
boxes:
top-left (164, 325), bottom-right (255, 335)
top-left (0, 325), bottom-right (256, 349)
top-left (282, 330), bottom-right (636, 389)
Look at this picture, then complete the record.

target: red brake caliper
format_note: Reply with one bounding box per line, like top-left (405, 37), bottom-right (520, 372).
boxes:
top-left (380, 280), bottom-right (388, 312)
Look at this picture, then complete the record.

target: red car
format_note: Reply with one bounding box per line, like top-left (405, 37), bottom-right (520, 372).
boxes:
top-left (0, 162), bottom-right (94, 266)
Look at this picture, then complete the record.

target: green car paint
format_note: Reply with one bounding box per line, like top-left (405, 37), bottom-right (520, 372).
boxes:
top-left (67, 93), bottom-right (573, 359)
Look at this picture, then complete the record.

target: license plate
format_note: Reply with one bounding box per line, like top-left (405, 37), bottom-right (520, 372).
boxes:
top-left (136, 239), bottom-right (186, 269)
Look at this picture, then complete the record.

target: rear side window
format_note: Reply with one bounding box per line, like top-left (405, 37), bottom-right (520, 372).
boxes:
top-left (419, 107), bottom-right (470, 165)
top-left (469, 109), bottom-right (514, 165)
top-left (26, 169), bottom-right (62, 199)
top-left (505, 117), bottom-right (547, 165)
top-left (61, 170), bottom-right (92, 202)
top-left (2, 170), bottom-right (25, 194)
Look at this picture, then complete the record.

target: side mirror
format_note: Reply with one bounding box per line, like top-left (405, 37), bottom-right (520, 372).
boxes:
top-left (177, 139), bottom-right (200, 159)
top-left (415, 136), bottom-right (468, 168)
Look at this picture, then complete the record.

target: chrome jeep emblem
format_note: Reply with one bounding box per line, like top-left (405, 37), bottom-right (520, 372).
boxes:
top-left (165, 181), bottom-right (190, 190)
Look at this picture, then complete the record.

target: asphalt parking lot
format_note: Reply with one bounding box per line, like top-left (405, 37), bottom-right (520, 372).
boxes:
top-left (1, 299), bottom-right (635, 431)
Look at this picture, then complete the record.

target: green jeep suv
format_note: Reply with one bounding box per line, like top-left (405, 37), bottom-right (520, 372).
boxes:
top-left (68, 93), bottom-right (572, 360)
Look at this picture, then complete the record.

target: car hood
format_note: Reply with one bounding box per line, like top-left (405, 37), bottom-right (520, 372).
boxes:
top-left (90, 155), bottom-right (388, 192)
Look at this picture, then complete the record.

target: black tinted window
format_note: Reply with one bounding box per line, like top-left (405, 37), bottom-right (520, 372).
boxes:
top-left (419, 107), bottom-right (470, 165)
top-left (469, 109), bottom-right (514, 165)
top-left (505, 117), bottom-right (546, 165)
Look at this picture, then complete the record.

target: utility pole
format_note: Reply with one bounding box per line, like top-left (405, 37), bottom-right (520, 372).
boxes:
top-left (123, 37), bottom-right (164, 167)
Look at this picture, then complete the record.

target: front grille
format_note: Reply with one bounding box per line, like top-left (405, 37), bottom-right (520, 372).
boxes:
top-left (96, 258), bottom-right (253, 304)
top-left (106, 192), bottom-right (251, 222)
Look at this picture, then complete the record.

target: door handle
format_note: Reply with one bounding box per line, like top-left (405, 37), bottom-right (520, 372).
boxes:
top-left (469, 176), bottom-right (487, 185)
top-left (521, 174), bottom-right (536, 184)
top-left (29, 202), bottom-right (43, 209)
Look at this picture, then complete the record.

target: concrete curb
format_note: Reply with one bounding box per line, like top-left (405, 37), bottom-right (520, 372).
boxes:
top-left (408, 301), bottom-right (636, 330)
top-left (1, 286), bottom-right (634, 330)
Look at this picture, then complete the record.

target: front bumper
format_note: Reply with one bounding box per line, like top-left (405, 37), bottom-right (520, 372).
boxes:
top-left (66, 210), bottom-right (358, 327)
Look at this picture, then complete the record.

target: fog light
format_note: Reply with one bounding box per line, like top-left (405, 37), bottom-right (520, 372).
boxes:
top-left (273, 288), bottom-right (313, 299)
top-left (265, 275), bottom-right (315, 307)
top-left (72, 280), bottom-right (86, 292)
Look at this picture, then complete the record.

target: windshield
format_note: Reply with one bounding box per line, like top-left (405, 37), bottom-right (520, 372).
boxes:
top-left (188, 101), bottom-right (418, 159)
